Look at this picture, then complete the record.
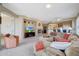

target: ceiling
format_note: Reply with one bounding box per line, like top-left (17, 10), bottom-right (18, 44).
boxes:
top-left (2, 3), bottom-right (79, 23)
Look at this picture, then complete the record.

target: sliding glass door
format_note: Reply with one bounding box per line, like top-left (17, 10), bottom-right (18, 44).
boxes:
top-left (1, 13), bottom-right (15, 35)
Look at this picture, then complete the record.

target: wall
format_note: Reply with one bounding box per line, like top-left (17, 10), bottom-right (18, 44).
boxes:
top-left (48, 24), bottom-right (58, 30)
top-left (36, 21), bottom-right (43, 30)
top-left (62, 21), bottom-right (72, 28)
top-left (48, 21), bottom-right (72, 30)
top-left (47, 24), bottom-right (58, 35)
top-left (35, 20), bottom-right (43, 36)
top-left (14, 17), bottom-right (24, 42)
top-left (47, 20), bottom-right (73, 34)
top-left (0, 5), bottom-right (16, 17)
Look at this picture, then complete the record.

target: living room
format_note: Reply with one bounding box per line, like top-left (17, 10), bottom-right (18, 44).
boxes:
top-left (0, 3), bottom-right (79, 56)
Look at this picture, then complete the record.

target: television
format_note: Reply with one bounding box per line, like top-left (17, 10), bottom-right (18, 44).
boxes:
top-left (25, 26), bottom-right (33, 32)
top-left (26, 26), bottom-right (33, 30)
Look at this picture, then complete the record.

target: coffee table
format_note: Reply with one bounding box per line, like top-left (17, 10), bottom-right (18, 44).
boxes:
top-left (50, 42), bottom-right (71, 50)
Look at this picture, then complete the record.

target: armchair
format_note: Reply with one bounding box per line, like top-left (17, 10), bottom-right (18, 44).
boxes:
top-left (33, 40), bottom-right (65, 56)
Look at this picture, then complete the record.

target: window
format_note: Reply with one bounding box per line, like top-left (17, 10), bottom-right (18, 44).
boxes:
top-left (63, 29), bottom-right (67, 33)
top-left (57, 29), bottom-right (60, 32)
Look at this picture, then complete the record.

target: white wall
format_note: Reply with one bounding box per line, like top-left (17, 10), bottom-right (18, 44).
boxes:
top-left (14, 17), bottom-right (24, 42)
top-left (35, 21), bottom-right (43, 36)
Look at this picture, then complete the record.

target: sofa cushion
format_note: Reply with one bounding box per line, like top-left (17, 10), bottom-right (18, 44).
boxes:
top-left (46, 47), bottom-right (65, 56)
top-left (70, 40), bottom-right (79, 47)
top-left (35, 49), bottom-right (47, 56)
top-left (65, 40), bottom-right (79, 56)
top-left (46, 37), bottom-right (54, 42)
top-left (68, 34), bottom-right (78, 41)
top-left (65, 47), bottom-right (79, 56)
top-left (35, 41), bottom-right (44, 51)
top-left (50, 32), bottom-right (57, 36)
top-left (57, 33), bottom-right (64, 38)
top-left (41, 39), bottom-right (51, 48)
top-left (55, 37), bottom-right (70, 42)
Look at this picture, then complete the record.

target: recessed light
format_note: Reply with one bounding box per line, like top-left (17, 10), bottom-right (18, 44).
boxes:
top-left (46, 4), bottom-right (51, 8)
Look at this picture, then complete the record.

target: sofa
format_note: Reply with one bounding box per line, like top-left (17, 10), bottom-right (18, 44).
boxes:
top-left (65, 40), bottom-right (79, 56)
top-left (54, 33), bottom-right (79, 42)
top-left (33, 40), bottom-right (65, 56)
top-left (34, 33), bottom-right (79, 56)
top-left (0, 34), bottom-right (3, 49)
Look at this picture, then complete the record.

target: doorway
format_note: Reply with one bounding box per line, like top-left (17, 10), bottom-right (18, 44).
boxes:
top-left (43, 26), bottom-right (47, 34)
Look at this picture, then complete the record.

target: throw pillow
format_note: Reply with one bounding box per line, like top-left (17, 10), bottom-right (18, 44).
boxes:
top-left (35, 41), bottom-right (44, 51)
top-left (63, 34), bottom-right (71, 39)
top-left (68, 34), bottom-right (78, 41)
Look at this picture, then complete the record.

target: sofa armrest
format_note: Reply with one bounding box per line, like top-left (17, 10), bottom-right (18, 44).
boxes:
top-left (46, 47), bottom-right (65, 56)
